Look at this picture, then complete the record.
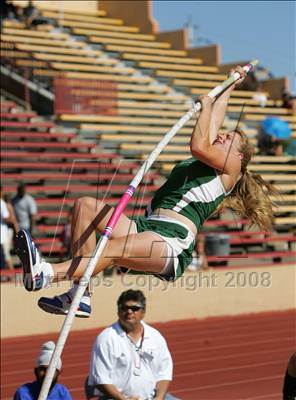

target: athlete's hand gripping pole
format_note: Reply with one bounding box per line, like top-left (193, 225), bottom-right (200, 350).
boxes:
top-left (38, 59), bottom-right (258, 400)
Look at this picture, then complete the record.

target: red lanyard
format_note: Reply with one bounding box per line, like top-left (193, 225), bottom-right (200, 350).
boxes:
top-left (126, 328), bottom-right (145, 373)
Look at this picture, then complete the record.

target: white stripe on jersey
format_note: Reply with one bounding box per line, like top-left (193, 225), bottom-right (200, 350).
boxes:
top-left (173, 176), bottom-right (225, 213)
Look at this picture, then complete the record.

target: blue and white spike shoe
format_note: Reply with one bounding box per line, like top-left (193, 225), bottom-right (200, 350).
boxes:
top-left (15, 229), bottom-right (48, 291)
top-left (38, 291), bottom-right (91, 318)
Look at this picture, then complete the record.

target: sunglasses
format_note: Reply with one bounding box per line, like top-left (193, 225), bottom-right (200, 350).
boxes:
top-left (119, 304), bottom-right (144, 312)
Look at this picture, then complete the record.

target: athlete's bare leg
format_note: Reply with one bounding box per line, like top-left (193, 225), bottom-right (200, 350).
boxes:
top-left (69, 196), bottom-right (138, 291)
top-left (52, 230), bottom-right (168, 281)
top-left (71, 196), bottom-right (137, 257)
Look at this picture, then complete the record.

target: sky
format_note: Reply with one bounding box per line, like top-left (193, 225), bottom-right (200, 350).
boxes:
top-left (153, 1), bottom-right (296, 92)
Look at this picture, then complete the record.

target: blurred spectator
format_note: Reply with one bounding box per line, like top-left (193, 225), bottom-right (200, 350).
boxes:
top-left (284, 139), bottom-right (296, 156)
top-left (86, 289), bottom-right (179, 400)
top-left (282, 88), bottom-right (293, 110)
top-left (195, 235), bottom-right (208, 269)
top-left (1, 0), bottom-right (16, 20)
top-left (23, 0), bottom-right (51, 28)
top-left (13, 340), bottom-right (72, 400)
top-left (3, 193), bottom-right (19, 232)
top-left (258, 117), bottom-right (292, 156)
top-left (282, 352), bottom-right (296, 400)
top-left (1, 0), bottom-right (10, 21)
top-left (0, 245), bottom-right (5, 271)
top-left (0, 185), bottom-right (12, 269)
top-left (14, 4), bottom-right (24, 21)
top-left (62, 211), bottom-right (72, 258)
top-left (23, 0), bottom-right (38, 26)
top-left (281, 88), bottom-right (296, 115)
top-left (187, 235), bottom-right (208, 271)
top-left (12, 182), bottom-right (37, 234)
top-left (257, 128), bottom-right (283, 156)
top-left (1, 0), bottom-right (16, 29)
top-left (3, 192), bottom-right (19, 270)
top-left (252, 83), bottom-right (267, 107)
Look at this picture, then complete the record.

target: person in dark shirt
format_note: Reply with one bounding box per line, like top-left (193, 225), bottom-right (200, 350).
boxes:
top-left (23, 0), bottom-right (50, 28)
top-left (13, 341), bottom-right (72, 400)
top-left (12, 183), bottom-right (37, 234)
top-left (257, 127), bottom-right (283, 156)
top-left (283, 352), bottom-right (296, 400)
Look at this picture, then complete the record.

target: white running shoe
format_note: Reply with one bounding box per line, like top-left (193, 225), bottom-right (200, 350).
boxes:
top-left (15, 229), bottom-right (49, 291)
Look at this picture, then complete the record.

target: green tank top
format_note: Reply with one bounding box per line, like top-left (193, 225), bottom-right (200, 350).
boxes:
top-left (148, 158), bottom-right (227, 230)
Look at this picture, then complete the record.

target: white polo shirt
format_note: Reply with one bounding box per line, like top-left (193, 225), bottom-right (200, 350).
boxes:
top-left (88, 320), bottom-right (173, 399)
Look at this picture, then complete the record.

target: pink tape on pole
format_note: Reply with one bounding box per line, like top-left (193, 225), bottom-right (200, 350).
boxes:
top-left (103, 185), bottom-right (136, 238)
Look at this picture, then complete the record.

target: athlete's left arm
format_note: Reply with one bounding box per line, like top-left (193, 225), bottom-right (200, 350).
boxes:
top-left (208, 66), bottom-right (247, 143)
top-left (208, 85), bottom-right (234, 143)
top-left (190, 97), bottom-right (241, 175)
top-left (190, 95), bottom-right (213, 151)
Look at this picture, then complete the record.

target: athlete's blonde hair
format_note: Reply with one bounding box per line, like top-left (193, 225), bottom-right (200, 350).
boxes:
top-left (222, 129), bottom-right (278, 231)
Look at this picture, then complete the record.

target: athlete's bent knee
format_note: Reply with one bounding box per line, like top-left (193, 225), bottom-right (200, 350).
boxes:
top-left (74, 196), bottom-right (104, 213)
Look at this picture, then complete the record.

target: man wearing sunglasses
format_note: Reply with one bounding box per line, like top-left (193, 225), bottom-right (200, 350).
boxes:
top-left (86, 290), bottom-right (179, 400)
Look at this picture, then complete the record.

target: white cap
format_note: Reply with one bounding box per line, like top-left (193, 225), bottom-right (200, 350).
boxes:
top-left (36, 341), bottom-right (62, 371)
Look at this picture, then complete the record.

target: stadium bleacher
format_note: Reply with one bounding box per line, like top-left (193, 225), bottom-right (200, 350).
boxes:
top-left (0, 101), bottom-right (159, 257)
top-left (1, 3), bottom-right (295, 269)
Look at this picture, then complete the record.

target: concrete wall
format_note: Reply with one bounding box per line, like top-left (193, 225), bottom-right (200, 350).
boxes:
top-left (99, 0), bottom-right (158, 34)
top-left (155, 29), bottom-right (188, 50)
top-left (261, 77), bottom-right (289, 100)
top-left (2, 264), bottom-right (295, 338)
top-left (187, 45), bottom-right (221, 66)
